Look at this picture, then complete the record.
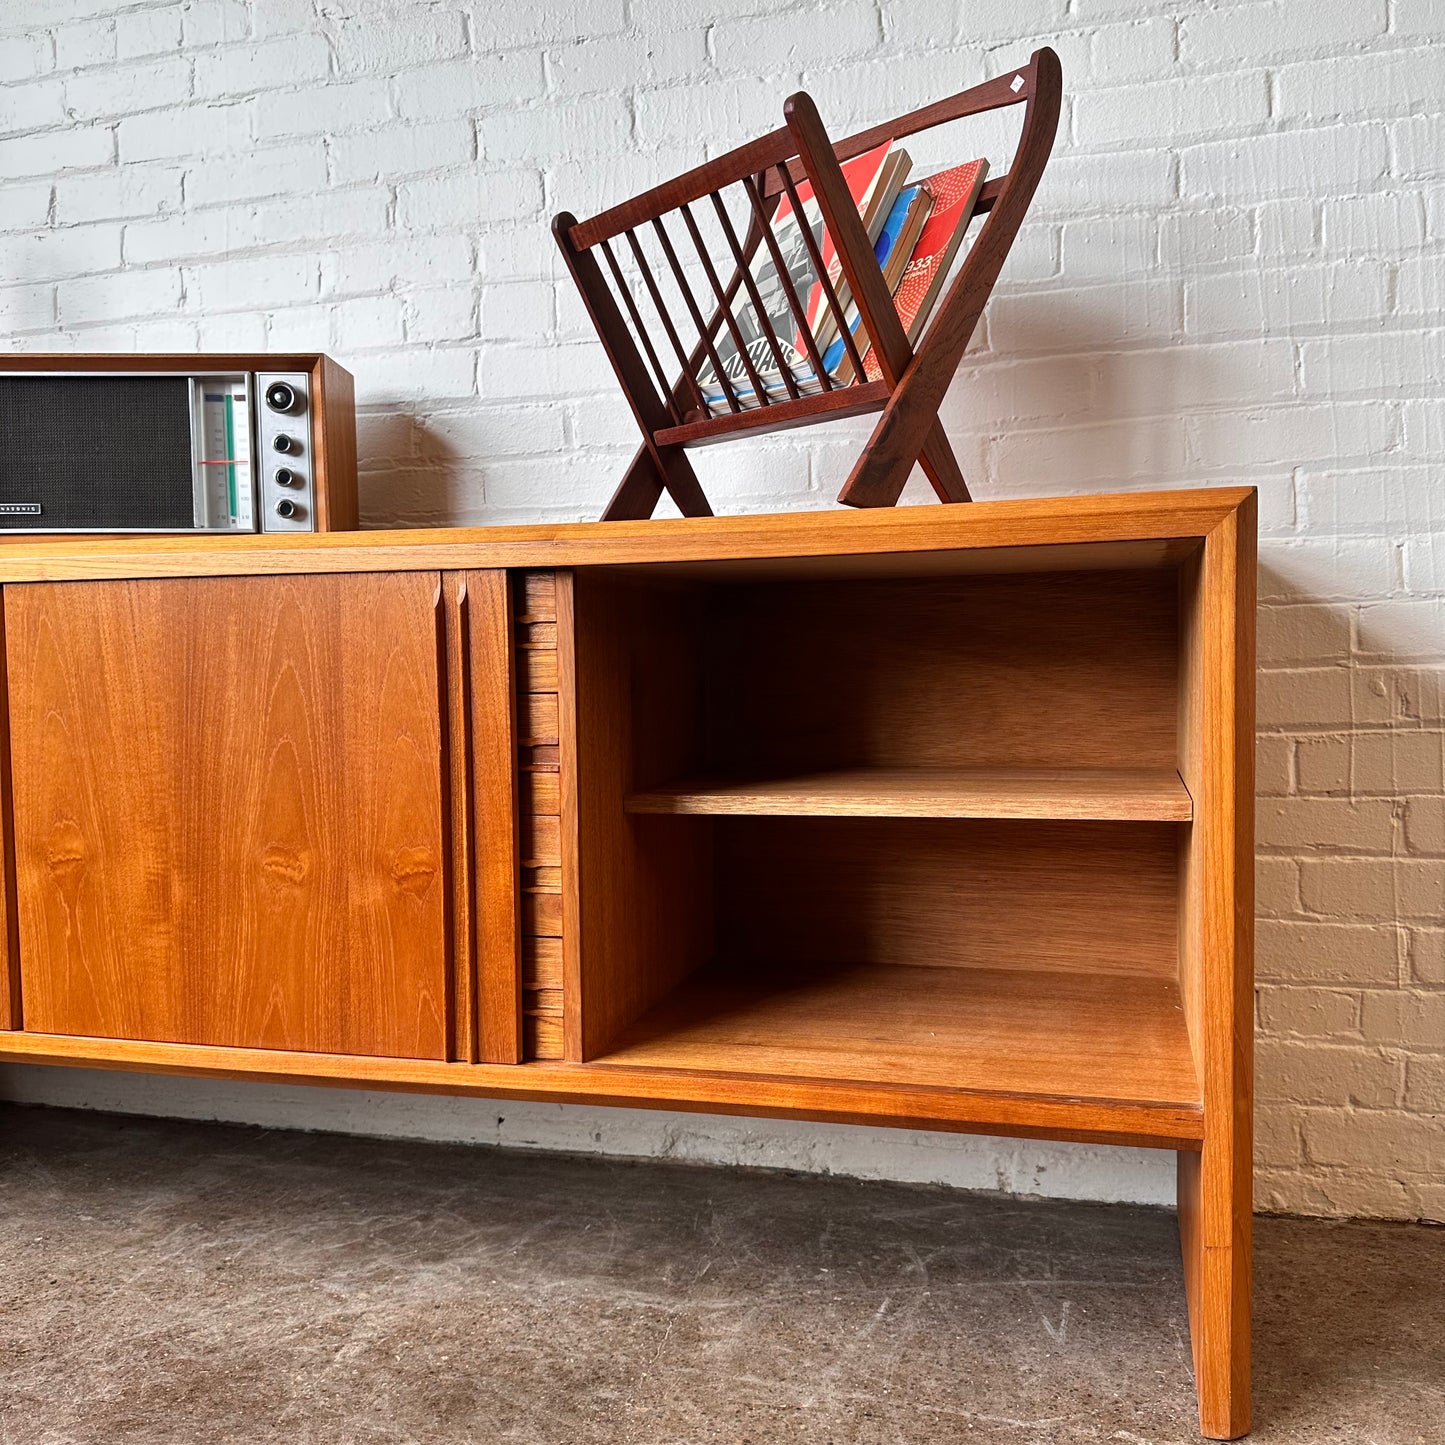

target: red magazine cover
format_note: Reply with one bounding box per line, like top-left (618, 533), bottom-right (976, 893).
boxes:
top-left (862, 158), bottom-right (988, 382)
top-left (791, 141), bottom-right (897, 347)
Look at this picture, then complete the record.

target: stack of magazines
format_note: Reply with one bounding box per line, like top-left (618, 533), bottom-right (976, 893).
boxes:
top-left (695, 144), bottom-right (989, 415)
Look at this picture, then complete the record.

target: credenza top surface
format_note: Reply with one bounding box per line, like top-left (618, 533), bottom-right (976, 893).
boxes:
top-left (0, 486), bottom-right (1254, 584)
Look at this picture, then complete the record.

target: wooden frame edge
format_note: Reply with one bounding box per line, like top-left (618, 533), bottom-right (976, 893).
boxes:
top-left (555, 571), bottom-right (584, 1062)
top-left (313, 354), bottom-right (360, 533)
top-left (0, 489), bottom-right (1258, 585)
top-left (0, 589), bottom-right (19, 1031)
top-left (468, 570), bottom-right (523, 1064)
top-left (0, 1030), bottom-right (1205, 1149)
top-left (1178, 493), bottom-right (1256, 1441)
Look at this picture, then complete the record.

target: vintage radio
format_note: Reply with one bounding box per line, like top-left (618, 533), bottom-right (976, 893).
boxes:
top-left (0, 353), bottom-right (358, 534)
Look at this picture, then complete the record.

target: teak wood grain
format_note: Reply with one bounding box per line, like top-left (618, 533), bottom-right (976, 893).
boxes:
top-left (714, 817), bottom-right (1181, 980)
top-left (312, 353), bottom-right (360, 533)
top-left (0, 591), bottom-right (18, 1030)
top-left (0, 1026), bottom-right (1204, 1149)
top-left (625, 767), bottom-right (1193, 820)
top-left (566, 573), bottom-right (713, 1060)
top-left (460, 570), bottom-right (522, 1064)
top-left (599, 962), bottom-right (1199, 1111)
top-left (5, 573), bottom-right (449, 1058)
top-left (0, 487), bottom-right (1250, 584)
top-left (0, 488), bottom-right (1255, 1439)
top-left (699, 570), bottom-right (1180, 774)
top-left (1176, 496), bottom-right (1257, 1439)
top-left (440, 574), bottom-right (475, 1061)
top-left (517, 571), bottom-right (566, 1060)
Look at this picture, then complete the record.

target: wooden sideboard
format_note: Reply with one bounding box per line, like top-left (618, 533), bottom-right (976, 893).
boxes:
top-left (0, 489), bottom-right (1255, 1440)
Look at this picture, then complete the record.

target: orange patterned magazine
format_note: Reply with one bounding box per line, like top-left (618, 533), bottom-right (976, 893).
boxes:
top-left (861, 158), bottom-right (988, 382)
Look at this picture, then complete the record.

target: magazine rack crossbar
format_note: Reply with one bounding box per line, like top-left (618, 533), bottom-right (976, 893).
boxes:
top-left (553, 47), bottom-right (1061, 519)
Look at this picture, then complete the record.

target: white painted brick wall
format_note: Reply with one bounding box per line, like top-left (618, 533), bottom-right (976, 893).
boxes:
top-left (1, 0), bottom-right (1442, 1222)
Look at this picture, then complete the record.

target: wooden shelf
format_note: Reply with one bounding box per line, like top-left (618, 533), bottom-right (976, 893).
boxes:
top-left (625, 767), bottom-right (1193, 821)
top-left (595, 961), bottom-right (1201, 1117)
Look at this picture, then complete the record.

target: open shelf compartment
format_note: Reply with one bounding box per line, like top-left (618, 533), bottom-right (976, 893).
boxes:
top-left (604, 962), bottom-right (1199, 1111)
top-left (562, 540), bottom-right (1203, 1141)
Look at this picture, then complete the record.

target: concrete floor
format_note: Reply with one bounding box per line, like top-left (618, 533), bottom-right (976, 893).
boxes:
top-left (0, 1107), bottom-right (1439, 1445)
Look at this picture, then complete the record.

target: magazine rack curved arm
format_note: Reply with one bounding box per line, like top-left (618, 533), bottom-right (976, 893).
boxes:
top-left (552, 47), bottom-right (1062, 520)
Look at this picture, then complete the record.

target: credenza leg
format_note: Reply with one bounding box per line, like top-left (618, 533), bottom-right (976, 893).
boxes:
top-left (1178, 1149), bottom-right (1251, 1439)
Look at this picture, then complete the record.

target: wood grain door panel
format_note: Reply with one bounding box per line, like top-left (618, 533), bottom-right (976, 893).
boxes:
top-left (5, 573), bottom-right (449, 1058)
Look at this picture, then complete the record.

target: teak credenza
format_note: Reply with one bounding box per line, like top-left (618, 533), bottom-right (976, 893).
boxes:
top-left (0, 489), bottom-right (1256, 1439)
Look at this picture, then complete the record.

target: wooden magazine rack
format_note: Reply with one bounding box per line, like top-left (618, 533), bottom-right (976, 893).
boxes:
top-left (553, 47), bottom-right (1061, 519)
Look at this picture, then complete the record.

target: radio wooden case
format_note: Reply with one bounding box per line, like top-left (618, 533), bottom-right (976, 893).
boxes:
top-left (0, 352), bottom-right (358, 535)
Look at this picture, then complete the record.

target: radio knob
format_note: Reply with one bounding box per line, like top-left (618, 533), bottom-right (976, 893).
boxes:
top-left (274, 467), bottom-right (300, 487)
top-left (275, 498), bottom-right (301, 520)
top-left (272, 434), bottom-right (297, 454)
top-left (265, 382), bottom-right (299, 413)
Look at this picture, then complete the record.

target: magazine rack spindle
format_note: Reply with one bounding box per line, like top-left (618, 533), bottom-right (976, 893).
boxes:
top-left (553, 48), bottom-right (1061, 520)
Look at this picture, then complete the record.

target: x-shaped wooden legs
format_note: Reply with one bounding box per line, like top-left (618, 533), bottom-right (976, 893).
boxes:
top-left (601, 411), bottom-right (970, 519)
top-left (915, 418), bottom-right (971, 504)
top-left (601, 414), bottom-right (970, 519)
top-left (602, 441), bottom-right (710, 521)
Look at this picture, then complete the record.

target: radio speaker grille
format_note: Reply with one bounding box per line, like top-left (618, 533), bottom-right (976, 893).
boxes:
top-left (0, 376), bottom-right (196, 530)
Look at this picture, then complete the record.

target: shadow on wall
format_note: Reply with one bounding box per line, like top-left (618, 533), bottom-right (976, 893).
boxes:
top-left (935, 289), bottom-right (1224, 498)
top-left (351, 410), bottom-right (471, 529)
top-left (352, 395), bottom-right (640, 527)
top-left (338, 248), bottom-right (1205, 525)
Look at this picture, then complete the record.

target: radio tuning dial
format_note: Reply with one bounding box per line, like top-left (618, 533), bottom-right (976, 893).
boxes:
top-left (275, 498), bottom-right (301, 520)
top-left (264, 382), bottom-right (299, 413)
top-left (272, 434), bottom-right (297, 454)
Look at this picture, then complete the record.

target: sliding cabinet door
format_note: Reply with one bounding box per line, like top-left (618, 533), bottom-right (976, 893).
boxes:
top-left (5, 572), bottom-right (450, 1059)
